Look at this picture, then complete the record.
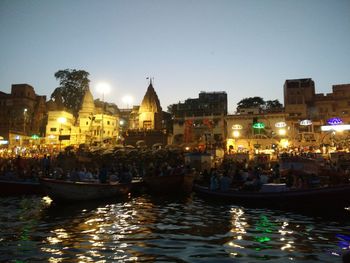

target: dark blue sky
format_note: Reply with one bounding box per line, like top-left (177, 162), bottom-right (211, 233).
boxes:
top-left (0, 0), bottom-right (349, 113)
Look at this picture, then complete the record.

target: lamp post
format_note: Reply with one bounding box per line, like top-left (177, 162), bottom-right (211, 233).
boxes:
top-left (96, 82), bottom-right (111, 144)
top-left (57, 117), bottom-right (67, 151)
top-left (233, 130), bottom-right (240, 152)
top-left (232, 124), bottom-right (242, 153)
top-left (23, 108), bottom-right (27, 134)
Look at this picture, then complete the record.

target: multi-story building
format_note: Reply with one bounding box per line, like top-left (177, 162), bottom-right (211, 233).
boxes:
top-left (226, 110), bottom-right (287, 153)
top-left (0, 84), bottom-right (47, 146)
top-left (284, 78), bottom-right (315, 119)
top-left (46, 87), bottom-right (119, 148)
top-left (284, 79), bottom-right (350, 147)
top-left (170, 91), bottom-right (227, 150)
top-left (170, 91), bottom-right (227, 118)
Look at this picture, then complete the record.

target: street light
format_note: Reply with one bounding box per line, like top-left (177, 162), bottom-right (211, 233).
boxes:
top-left (233, 130), bottom-right (240, 152)
top-left (96, 82), bottom-right (111, 143)
top-left (57, 117), bottom-right (67, 151)
top-left (23, 108), bottom-right (27, 134)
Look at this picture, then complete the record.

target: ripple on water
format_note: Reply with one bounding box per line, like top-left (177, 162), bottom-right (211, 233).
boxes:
top-left (0, 195), bottom-right (349, 262)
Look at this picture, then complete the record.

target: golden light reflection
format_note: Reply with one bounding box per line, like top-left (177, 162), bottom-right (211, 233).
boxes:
top-left (47, 228), bottom-right (70, 245)
top-left (42, 196), bottom-right (53, 206)
top-left (229, 208), bottom-right (247, 234)
top-left (281, 243), bottom-right (292, 250)
top-left (48, 257), bottom-right (64, 263)
top-left (41, 247), bottom-right (63, 255)
top-left (278, 221), bottom-right (295, 252)
top-left (227, 241), bottom-right (244, 248)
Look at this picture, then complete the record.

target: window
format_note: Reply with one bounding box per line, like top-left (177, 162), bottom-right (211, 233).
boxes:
top-left (50, 127), bottom-right (57, 132)
top-left (143, 121), bottom-right (152, 129)
top-left (86, 121), bottom-right (89, 125)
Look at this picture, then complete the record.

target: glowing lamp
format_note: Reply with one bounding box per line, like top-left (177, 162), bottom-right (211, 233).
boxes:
top-left (233, 130), bottom-right (240, 138)
top-left (57, 117), bottom-right (67, 124)
top-left (275, 122), bottom-right (286, 128)
top-left (253, 122), bottom-right (265, 129)
top-left (327, 117), bottom-right (343, 125)
top-left (321, 125), bottom-right (350, 131)
top-left (300, 120), bottom-right (312, 126)
top-left (232, 124), bottom-right (243, 130)
top-left (278, 129), bottom-right (286, 136)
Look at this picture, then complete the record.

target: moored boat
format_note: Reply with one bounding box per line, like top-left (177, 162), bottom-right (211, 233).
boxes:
top-left (40, 178), bottom-right (135, 202)
top-left (0, 179), bottom-right (44, 196)
top-left (143, 173), bottom-right (195, 195)
top-left (193, 183), bottom-right (350, 208)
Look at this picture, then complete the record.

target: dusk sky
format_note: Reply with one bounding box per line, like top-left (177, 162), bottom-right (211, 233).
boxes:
top-left (0, 0), bottom-right (349, 113)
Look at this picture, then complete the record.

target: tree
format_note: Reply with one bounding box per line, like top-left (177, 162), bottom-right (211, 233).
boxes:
top-left (51, 69), bottom-right (90, 118)
top-left (236, 97), bottom-right (265, 110)
top-left (265, 99), bottom-right (283, 112)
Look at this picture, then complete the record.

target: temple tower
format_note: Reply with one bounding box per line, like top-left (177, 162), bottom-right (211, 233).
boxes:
top-left (138, 80), bottom-right (162, 130)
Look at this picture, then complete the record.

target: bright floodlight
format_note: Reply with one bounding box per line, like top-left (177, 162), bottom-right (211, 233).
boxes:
top-left (122, 95), bottom-right (133, 107)
top-left (278, 129), bottom-right (286, 136)
top-left (57, 117), bottom-right (67, 124)
top-left (96, 82), bottom-right (111, 95)
top-left (233, 130), bottom-right (240, 138)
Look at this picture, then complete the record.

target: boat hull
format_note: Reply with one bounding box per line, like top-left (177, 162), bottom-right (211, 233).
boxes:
top-left (0, 179), bottom-right (44, 196)
top-left (143, 174), bottom-right (195, 195)
top-left (40, 178), bottom-right (133, 202)
top-left (194, 184), bottom-right (350, 208)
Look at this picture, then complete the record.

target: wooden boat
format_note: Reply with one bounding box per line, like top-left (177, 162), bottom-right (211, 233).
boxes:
top-left (0, 179), bottom-right (44, 196)
top-left (40, 178), bottom-right (135, 202)
top-left (143, 173), bottom-right (195, 195)
top-left (193, 183), bottom-right (350, 208)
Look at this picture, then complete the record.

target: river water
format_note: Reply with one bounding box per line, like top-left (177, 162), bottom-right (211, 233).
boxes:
top-left (0, 194), bottom-right (349, 262)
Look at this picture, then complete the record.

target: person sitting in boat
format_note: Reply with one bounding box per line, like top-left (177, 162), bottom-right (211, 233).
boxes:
top-left (41, 154), bottom-right (51, 177)
top-left (220, 171), bottom-right (232, 192)
top-left (99, 164), bottom-right (108, 183)
top-left (210, 169), bottom-right (220, 191)
top-left (70, 167), bottom-right (81, 182)
top-left (200, 169), bottom-right (210, 186)
top-left (242, 167), bottom-right (261, 191)
top-left (52, 165), bottom-right (64, 179)
top-left (119, 165), bottom-right (132, 183)
top-left (272, 163), bottom-right (280, 183)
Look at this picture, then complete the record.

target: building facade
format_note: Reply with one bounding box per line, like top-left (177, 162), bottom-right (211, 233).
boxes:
top-left (0, 84), bottom-right (47, 146)
top-left (170, 91), bottom-right (227, 150)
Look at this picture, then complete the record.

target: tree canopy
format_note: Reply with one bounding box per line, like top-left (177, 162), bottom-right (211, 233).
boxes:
top-left (237, 96), bottom-right (265, 110)
top-left (51, 69), bottom-right (90, 118)
top-left (265, 99), bottom-right (283, 112)
top-left (236, 97), bottom-right (283, 112)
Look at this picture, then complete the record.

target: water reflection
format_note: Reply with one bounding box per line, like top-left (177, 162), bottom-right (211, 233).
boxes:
top-left (0, 195), bottom-right (349, 262)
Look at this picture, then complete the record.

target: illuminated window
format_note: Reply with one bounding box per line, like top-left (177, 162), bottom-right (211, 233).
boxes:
top-left (143, 121), bottom-right (152, 129)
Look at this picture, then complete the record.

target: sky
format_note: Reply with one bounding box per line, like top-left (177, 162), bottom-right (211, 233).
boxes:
top-left (0, 0), bottom-right (349, 113)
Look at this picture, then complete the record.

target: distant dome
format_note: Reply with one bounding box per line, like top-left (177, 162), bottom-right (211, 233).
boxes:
top-left (139, 82), bottom-right (162, 113)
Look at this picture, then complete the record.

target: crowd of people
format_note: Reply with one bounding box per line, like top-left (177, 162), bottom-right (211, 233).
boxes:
top-left (1, 147), bottom-right (350, 190)
top-left (0, 147), bottom-right (191, 185)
